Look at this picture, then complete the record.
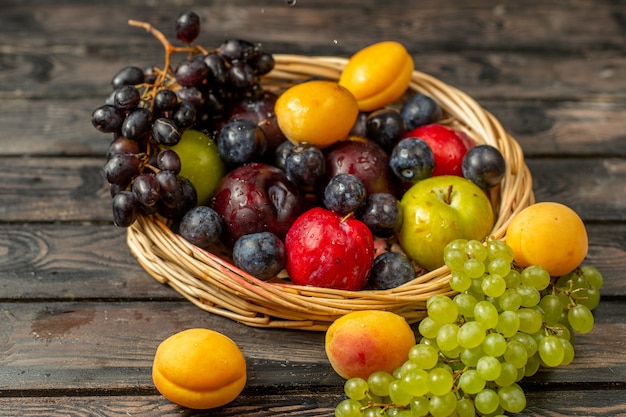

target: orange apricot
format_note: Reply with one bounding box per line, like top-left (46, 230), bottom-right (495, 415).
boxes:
top-left (152, 328), bottom-right (246, 409)
top-left (274, 80), bottom-right (359, 148)
top-left (325, 310), bottom-right (416, 380)
top-left (506, 202), bottom-right (588, 276)
top-left (339, 41), bottom-right (414, 112)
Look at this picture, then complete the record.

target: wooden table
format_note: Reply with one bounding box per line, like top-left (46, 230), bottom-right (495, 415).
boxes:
top-left (1, 1), bottom-right (625, 415)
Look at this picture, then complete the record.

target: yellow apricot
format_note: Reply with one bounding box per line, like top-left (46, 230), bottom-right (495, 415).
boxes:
top-left (506, 202), bottom-right (588, 276)
top-left (339, 41), bottom-right (414, 112)
top-left (325, 310), bottom-right (416, 380)
top-left (152, 328), bottom-right (246, 410)
top-left (274, 80), bottom-right (359, 148)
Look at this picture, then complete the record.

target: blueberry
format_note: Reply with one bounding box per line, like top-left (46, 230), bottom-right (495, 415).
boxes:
top-left (274, 140), bottom-right (295, 171)
top-left (390, 137), bottom-right (435, 184)
top-left (323, 173), bottom-right (367, 215)
top-left (366, 109), bottom-right (406, 152)
top-left (357, 193), bottom-right (403, 238)
top-left (218, 119), bottom-right (267, 167)
top-left (368, 251), bottom-right (416, 290)
top-left (179, 206), bottom-right (223, 249)
top-left (462, 144), bottom-right (506, 188)
top-left (284, 143), bottom-right (326, 186)
top-left (233, 232), bottom-right (286, 281)
top-left (400, 93), bottom-right (443, 131)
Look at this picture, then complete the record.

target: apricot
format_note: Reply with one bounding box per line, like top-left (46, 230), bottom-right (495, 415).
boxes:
top-left (152, 328), bottom-right (246, 410)
top-left (339, 41), bottom-right (414, 112)
top-left (325, 310), bottom-right (416, 380)
top-left (506, 202), bottom-right (588, 276)
top-left (274, 80), bottom-right (359, 148)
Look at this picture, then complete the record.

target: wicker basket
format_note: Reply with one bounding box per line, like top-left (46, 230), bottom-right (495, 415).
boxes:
top-left (126, 54), bottom-right (535, 331)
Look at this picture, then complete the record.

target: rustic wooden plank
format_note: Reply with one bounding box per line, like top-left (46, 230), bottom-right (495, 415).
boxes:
top-left (2, 48), bottom-right (625, 101)
top-left (0, 300), bottom-right (623, 393)
top-left (0, 388), bottom-right (625, 417)
top-left (2, 1), bottom-right (624, 53)
top-left (0, 222), bottom-right (623, 300)
top-left (0, 157), bottom-right (624, 222)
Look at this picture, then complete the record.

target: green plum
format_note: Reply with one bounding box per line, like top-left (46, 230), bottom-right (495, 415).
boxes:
top-left (399, 175), bottom-right (494, 271)
top-left (166, 129), bottom-right (225, 206)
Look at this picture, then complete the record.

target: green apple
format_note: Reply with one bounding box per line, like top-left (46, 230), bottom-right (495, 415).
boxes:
top-left (398, 175), bottom-right (494, 271)
top-left (166, 129), bottom-right (225, 206)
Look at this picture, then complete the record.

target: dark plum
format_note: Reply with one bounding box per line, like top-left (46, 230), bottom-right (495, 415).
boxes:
top-left (357, 192), bottom-right (403, 238)
top-left (366, 109), bottom-right (406, 152)
top-left (284, 143), bottom-right (326, 187)
top-left (323, 173), bottom-right (367, 215)
top-left (233, 232), bottom-right (286, 280)
top-left (179, 206), bottom-right (223, 250)
top-left (462, 144), bottom-right (506, 188)
top-left (400, 93), bottom-right (443, 130)
top-left (389, 137), bottom-right (435, 184)
top-left (368, 251), bottom-right (416, 290)
top-left (217, 119), bottom-right (267, 167)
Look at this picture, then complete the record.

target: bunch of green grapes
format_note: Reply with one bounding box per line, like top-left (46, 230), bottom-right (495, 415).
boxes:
top-left (335, 238), bottom-right (602, 417)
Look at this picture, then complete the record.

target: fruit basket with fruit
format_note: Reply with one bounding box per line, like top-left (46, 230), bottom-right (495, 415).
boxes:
top-left (93, 15), bottom-right (534, 330)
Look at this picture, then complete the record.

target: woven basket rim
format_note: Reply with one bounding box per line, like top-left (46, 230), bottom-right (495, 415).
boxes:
top-left (126, 53), bottom-right (535, 330)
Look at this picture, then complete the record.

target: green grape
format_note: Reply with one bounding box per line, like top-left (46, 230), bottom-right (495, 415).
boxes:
top-left (408, 344), bottom-right (439, 370)
top-left (335, 399), bottom-right (363, 417)
top-left (482, 332), bottom-right (507, 357)
top-left (401, 368), bottom-right (429, 396)
top-left (467, 240), bottom-right (487, 262)
top-left (516, 284), bottom-right (541, 307)
top-left (481, 273), bottom-right (507, 298)
top-left (363, 407), bottom-right (385, 417)
top-left (344, 378), bottom-right (369, 401)
top-left (464, 258), bottom-right (485, 279)
top-left (498, 383), bottom-right (527, 413)
top-left (474, 301), bottom-right (499, 329)
top-left (498, 288), bottom-right (522, 311)
top-left (576, 286), bottom-right (601, 310)
top-left (476, 355), bottom-right (502, 381)
top-left (509, 332), bottom-right (538, 357)
top-left (418, 316), bottom-right (441, 339)
top-left (487, 239), bottom-right (514, 264)
top-left (393, 410), bottom-right (413, 417)
top-left (437, 323), bottom-right (460, 352)
top-left (469, 278), bottom-right (486, 298)
top-left (504, 340), bottom-right (528, 369)
top-left (445, 238), bottom-right (468, 252)
top-left (450, 270), bottom-right (472, 292)
top-left (409, 396), bottom-right (430, 417)
top-left (461, 345), bottom-right (485, 367)
top-left (427, 295), bottom-right (459, 324)
top-left (567, 304), bottom-right (594, 334)
top-left (427, 367), bottom-right (454, 396)
top-left (458, 369), bottom-right (486, 394)
top-left (538, 335), bottom-right (565, 367)
top-left (581, 265), bottom-right (603, 289)
top-left (429, 391), bottom-right (457, 417)
top-left (444, 248), bottom-right (469, 272)
top-left (560, 337), bottom-right (576, 366)
top-left (503, 269), bottom-right (522, 289)
top-left (487, 257), bottom-right (511, 277)
top-left (474, 388), bottom-right (500, 415)
top-left (457, 320), bottom-right (486, 349)
top-left (441, 344), bottom-right (462, 359)
top-left (455, 398), bottom-right (476, 417)
top-left (517, 308), bottom-right (543, 334)
top-left (397, 360), bottom-right (419, 378)
top-left (521, 265), bottom-right (551, 291)
top-left (539, 294), bottom-right (564, 325)
top-left (368, 371), bottom-right (395, 397)
top-left (524, 353), bottom-right (541, 377)
top-left (454, 292), bottom-right (478, 318)
top-left (388, 379), bottom-right (412, 406)
top-left (494, 361), bottom-right (518, 387)
top-left (495, 310), bottom-right (520, 337)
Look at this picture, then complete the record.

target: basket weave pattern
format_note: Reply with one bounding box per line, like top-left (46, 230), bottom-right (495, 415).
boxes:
top-left (127, 54), bottom-right (535, 331)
